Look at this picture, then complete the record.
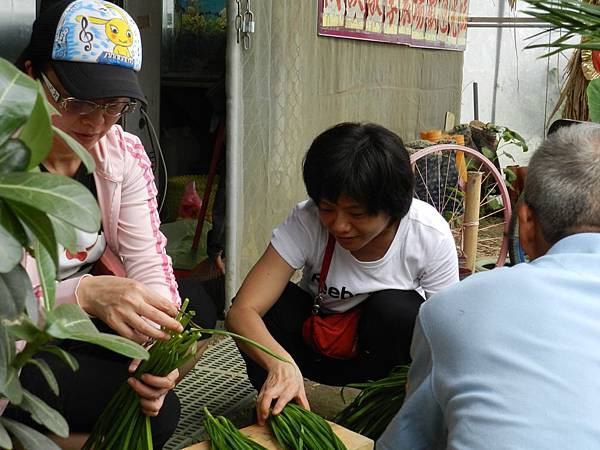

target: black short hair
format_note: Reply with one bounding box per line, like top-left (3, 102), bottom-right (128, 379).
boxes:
top-left (303, 122), bottom-right (414, 221)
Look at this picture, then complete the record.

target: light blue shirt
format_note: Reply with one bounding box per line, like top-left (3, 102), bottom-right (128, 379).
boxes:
top-left (377, 233), bottom-right (600, 450)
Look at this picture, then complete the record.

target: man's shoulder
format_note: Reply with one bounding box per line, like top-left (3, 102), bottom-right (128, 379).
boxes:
top-left (421, 264), bottom-right (531, 316)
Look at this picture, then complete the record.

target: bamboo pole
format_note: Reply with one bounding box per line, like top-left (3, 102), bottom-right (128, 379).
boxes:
top-left (462, 171), bottom-right (483, 273)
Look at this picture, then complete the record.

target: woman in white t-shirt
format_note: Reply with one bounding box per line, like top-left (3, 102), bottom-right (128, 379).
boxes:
top-left (226, 122), bottom-right (459, 425)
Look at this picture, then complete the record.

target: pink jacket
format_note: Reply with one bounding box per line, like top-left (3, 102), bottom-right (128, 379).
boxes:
top-left (22, 125), bottom-right (181, 308)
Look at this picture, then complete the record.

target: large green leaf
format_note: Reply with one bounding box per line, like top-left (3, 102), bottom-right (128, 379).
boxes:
top-left (45, 304), bottom-right (97, 337)
top-left (52, 126), bottom-right (96, 173)
top-left (73, 332), bottom-right (149, 360)
top-left (0, 323), bottom-right (12, 389)
top-left (49, 215), bottom-right (77, 253)
top-left (25, 287), bottom-right (40, 327)
top-left (0, 138), bottom-right (30, 174)
top-left (19, 389), bottom-right (69, 437)
top-left (0, 58), bottom-right (38, 147)
top-left (0, 222), bottom-right (22, 273)
top-left (3, 315), bottom-right (43, 342)
top-left (0, 199), bottom-right (27, 247)
top-left (25, 358), bottom-right (59, 396)
top-left (20, 86), bottom-right (53, 170)
top-left (0, 265), bottom-right (33, 320)
top-left (0, 419), bottom-right (11, 449)
top-left (40, 345), bottom-right (79, 372)
top-left (33, 240), bottom-right (56, 311)
top-left (0, 172), bottom-right (99, 232)
top-left (1, 366), bottom-right (23, 404)
top-left (7, 201), bottom-right (58, 267)
top-left (46, 304), bottom-right (149, 360)
top-left (588, 78), bottom-right (600, 123)
top-left (1, 417), bottom-right (61, 450)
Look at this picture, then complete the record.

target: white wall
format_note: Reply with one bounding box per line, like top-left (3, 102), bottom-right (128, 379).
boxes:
top-left (462, 2), bottom-right (571, 167)
top-left (0, 0), bottom-right (36, 63)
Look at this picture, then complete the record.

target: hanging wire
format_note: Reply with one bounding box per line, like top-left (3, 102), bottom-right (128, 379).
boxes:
top-left (141, 107), bottom-right (169, 214)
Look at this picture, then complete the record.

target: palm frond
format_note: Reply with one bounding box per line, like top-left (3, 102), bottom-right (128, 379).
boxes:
top-left (524, 0), bottom-right (600, 55)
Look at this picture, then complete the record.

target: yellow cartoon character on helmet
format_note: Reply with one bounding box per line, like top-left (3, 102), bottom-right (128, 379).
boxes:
top-left (77, 3), bottom-right (134, 58)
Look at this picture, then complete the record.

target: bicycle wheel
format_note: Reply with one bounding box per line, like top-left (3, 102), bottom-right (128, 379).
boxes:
top-left (410, 144), bottom-right (512, 268)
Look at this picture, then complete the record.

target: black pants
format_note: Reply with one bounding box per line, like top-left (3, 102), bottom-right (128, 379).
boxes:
top-left (241, 282), bottom-right (424, 390)
top-left (5, 280), bottom-right (217, 449)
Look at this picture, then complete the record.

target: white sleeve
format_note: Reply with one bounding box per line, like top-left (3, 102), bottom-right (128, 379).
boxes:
top-left (420, 226), bottom-right (459, 299)
top-left (270, 201), bottom-right (318, 270)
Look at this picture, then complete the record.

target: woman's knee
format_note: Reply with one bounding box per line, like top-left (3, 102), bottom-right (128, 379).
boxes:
top-left (151, 391), bottom-right (181, 449)
top-left (364, 289), bottom-right (424, 326)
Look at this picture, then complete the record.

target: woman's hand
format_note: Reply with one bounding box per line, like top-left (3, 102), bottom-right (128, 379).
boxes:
top-left (213, 252), bottom-right (225, 275)
top-left (76, 275), bottom-right (183, 343)
top-left (128, 359), bottom-right (179, 417)
top-left (256, 360), bottom-right (309, 426)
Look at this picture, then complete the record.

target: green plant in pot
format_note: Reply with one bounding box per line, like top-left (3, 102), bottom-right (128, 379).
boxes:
top-left (0, 57), bottom-right (149, 449)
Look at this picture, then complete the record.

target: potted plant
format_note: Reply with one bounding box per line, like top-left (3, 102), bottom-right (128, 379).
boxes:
top-left (0, 57), bottom-right (148, 449)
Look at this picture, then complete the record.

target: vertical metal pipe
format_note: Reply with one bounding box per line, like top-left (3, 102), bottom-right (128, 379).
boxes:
top-left (490, 1), bottom-right (506, 124)
top-left (225, 0), bottom-right (243, 310)
top-left (473, 81), bottom-right (479, 121)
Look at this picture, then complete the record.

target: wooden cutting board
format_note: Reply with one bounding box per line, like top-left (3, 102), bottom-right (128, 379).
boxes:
top-left (183, 421), bottom-right (374, 450)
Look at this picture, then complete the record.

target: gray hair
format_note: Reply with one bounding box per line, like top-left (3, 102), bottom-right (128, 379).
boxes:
top-left (523, 122), bottom-right (600, 244)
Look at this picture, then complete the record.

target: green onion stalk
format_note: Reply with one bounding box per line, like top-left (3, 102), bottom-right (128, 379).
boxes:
top-left (82, 299), bottom-right (288, 450)
top-left (202, 407), bottom-right (267, 450)
top-left (334, 365), bottom-right (410, 440)
top-left (267, 403), bottom-right (347, 450)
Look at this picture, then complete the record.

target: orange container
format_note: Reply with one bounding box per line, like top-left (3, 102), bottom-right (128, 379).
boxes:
top-left (451, 134), bottom-right (465, 146)
top-left (420, 129), bottom-right (442, 142)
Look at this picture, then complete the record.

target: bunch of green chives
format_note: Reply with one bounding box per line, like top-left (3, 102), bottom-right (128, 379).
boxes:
top-left (202, 407), bottom-right (267, 450)
top-left (267, 403), bottom-right (347, 450)
top-left (333, 365), bottom-right (410, 440)
top-left (82, 299), bottom-right (288, 450)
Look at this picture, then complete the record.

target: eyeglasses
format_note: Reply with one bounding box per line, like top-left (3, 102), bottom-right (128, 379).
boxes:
top-left (40, 72), bottom-right (137, 117)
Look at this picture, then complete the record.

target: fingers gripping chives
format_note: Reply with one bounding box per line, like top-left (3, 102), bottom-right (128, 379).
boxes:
top-left (334, 365), bottom-right (410, 440)
top-left (82, 299), bottom-right (289, 449)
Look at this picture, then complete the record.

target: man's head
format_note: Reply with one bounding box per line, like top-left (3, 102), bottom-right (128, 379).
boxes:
top-left (302, 122), bottom-right (415, 222)
top-left (519, 122), bottom-right (600, 258)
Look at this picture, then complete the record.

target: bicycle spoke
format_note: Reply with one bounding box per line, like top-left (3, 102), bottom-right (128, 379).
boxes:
top-left (415, 163), bottom-right (438, 209)
top-left (479, 207), bottom-right (506, 223)
top-left (479, 182), bottom-right (500, 208)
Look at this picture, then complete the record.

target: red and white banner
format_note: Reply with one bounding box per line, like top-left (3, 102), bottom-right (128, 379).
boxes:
top-left (318, 0), bottom-right (468, 51)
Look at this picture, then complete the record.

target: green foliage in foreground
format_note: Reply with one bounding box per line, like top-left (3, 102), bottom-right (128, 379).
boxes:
top-left (0, 57), bottom-right (148, 449)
